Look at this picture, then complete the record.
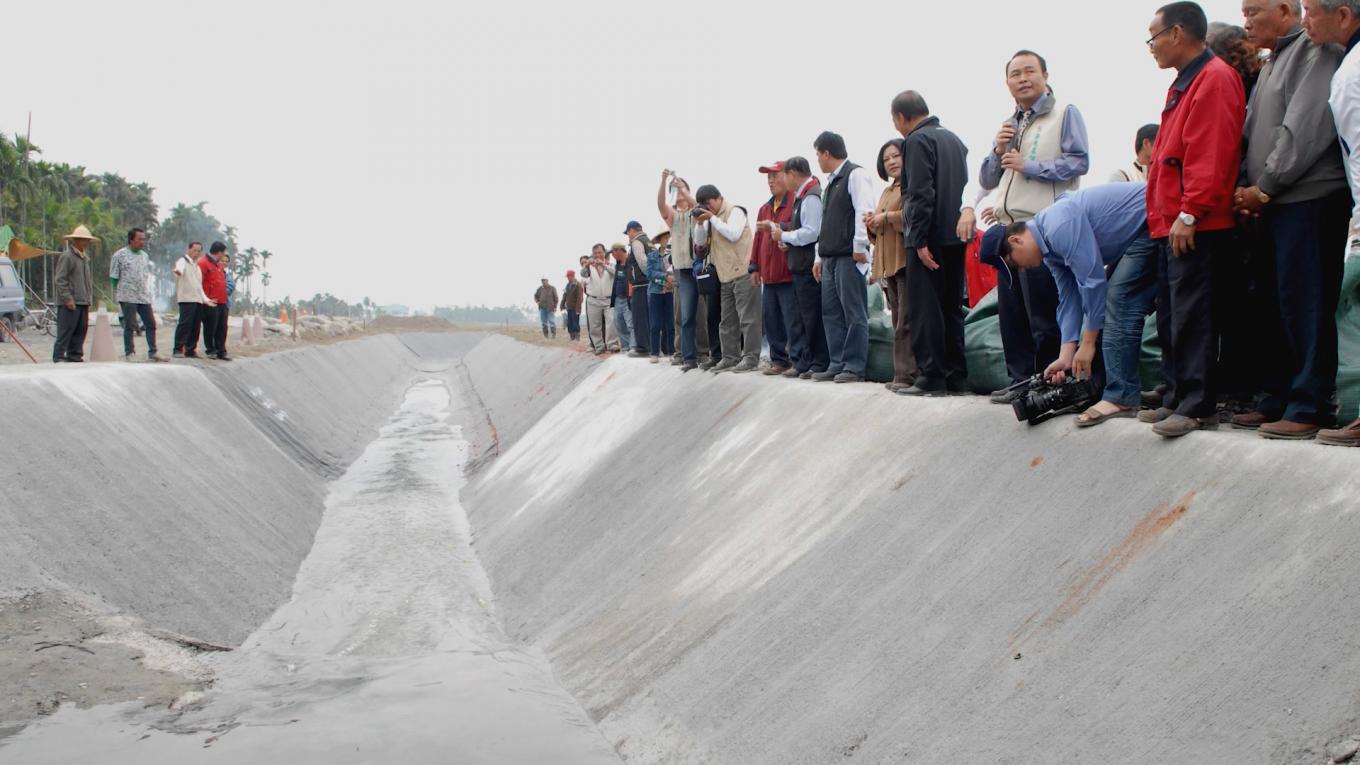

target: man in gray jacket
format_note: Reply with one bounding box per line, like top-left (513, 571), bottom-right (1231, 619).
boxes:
top-left (53, 225), bottom-right (96, 363)
top-left (1232, 0), bottom-right (1350, 440)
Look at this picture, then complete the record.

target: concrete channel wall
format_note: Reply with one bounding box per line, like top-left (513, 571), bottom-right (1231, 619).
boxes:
top-left (463, 349), bottom-right (1360, 764)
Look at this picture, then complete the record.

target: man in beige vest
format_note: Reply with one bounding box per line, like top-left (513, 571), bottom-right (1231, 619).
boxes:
top-left (693, 184), bottom-right (761, 373)
top-left (962, 49), bottom-right (1090, 404)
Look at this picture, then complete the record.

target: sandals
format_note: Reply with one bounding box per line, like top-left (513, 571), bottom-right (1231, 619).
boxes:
top-left (1076, 405), bottom-right (1135, 428)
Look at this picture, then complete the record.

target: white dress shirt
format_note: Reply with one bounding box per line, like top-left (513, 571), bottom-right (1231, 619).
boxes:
top-left (692, 207), bottom-right (748, 245)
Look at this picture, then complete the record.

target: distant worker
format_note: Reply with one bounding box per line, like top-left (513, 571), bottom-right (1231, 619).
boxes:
top-left (561, 270), bottom-right (583, 341)
top-left (535, 277), bottom-right (559, 339)
top-left (199, 242), bottom-right (231, 361)
top-left (1110, 124), bottom-right (1159, 183)
top-left (110, 227), bottom-right (166, 362)
top-left (52, 225), bottom-right (96, 363)
top-left (172, 241), bottom-right (212, 358)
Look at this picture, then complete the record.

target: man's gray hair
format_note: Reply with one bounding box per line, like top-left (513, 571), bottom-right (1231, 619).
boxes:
top-left (1319, 0), bottom-right (1360, 13)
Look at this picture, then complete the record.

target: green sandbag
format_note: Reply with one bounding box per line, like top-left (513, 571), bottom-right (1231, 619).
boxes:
top-left (866, 282), bottom-right (895, 383)
top-left (963, 288), bottom-right (1009, 394)
top-left (1336, 250), bottom-right (1360, 421)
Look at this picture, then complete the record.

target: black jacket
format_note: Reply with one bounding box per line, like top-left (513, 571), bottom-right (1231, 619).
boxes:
top-left (900, 116), bottom-right (969, 251)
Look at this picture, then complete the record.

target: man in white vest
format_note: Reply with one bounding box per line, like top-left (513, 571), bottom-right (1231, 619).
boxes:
top-left (693, 184), bottom-right (762, 373)
top-left (964, 49), bottom-right (1091, 405)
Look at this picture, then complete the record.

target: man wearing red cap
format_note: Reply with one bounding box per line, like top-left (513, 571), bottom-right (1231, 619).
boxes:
top-left (561, 270), bottom-right (584, 341)
top-left (752, 161), bottom-right (802, 375)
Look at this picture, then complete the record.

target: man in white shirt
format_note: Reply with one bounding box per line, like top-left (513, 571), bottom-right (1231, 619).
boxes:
top-left (693, 184), bottom-right (762, 373)
top-left (171, 241), bottom-right (213, 357)
top-left (807, 131), bottom-right (877, 383)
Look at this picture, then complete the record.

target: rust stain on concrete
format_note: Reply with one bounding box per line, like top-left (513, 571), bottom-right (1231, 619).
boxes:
top-left (1010, 490), bottom-right (1198, 652)
top-left (594, 372), bottom-right (618, 393)
top-left (1030, 457), bottom-right (1044, 469)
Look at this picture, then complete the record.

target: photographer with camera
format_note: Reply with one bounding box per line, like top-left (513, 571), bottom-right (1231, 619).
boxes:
top-left (583, 244), bottom-right (620, 354)
top-left (693, 184), bottom-right (762, 374)
top-left (983, 182), bottom-right (1156, 428)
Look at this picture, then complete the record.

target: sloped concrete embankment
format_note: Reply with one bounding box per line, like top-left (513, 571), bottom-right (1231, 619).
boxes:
top-left (463, 351), bottom-right (1360, 763)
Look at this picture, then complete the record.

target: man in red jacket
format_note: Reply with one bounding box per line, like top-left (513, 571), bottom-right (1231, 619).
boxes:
top-left (752, 161), bottom-right (801, 376)
top-left (198, 241), bottom-right (232, 361)
top-left (1139, 1), bottom-right (1246, 438)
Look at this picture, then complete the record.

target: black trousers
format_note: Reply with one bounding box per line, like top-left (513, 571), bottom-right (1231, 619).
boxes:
top-left (53, 304), bottom-right (89, 362)
top-left (997, 260), bottom-right (1062, 384)
top-left (1257, 192), bottom-right (1349, 424)
top-left (201, 304), bottom-right (228, 355)
top-left (703, 287), bottom-right (723, 361)
top-left (175, 302), bottom-right (202, 354)
top-left (629, 288), bottom-right (650, 352)
top-left (907, 244), bottom-right (968, 387)
top-left (791, 271), bottom-right (829, 373)
top-left (1156, 229), bottom-right (1234, 418)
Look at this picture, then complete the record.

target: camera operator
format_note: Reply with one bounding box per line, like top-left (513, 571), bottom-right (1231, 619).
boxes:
top-left (693, 184), bottom-right (762, 374)
top-left (982, 182), bottom-right (1155, 428)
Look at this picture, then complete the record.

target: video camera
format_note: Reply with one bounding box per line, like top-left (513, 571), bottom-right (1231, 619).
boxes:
top-left (1007, 374), bottom-right (1098, 426)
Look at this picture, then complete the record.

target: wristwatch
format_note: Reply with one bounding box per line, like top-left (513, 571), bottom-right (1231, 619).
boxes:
top-left (1177, 212), bottom-right (1197, 227)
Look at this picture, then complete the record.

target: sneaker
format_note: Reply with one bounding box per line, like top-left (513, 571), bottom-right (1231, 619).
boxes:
top-left (1258, 420), bottom-right (1320, 441)
top-left (1152, 414), bottom-right (1218, 438)
top-left (123, 352), bottom-right (137, 362)
top-left (1230, 411), bottom-right (1273, 431)
top-left (782, 368), bottom-right (803, 379)
top-left (671, 357), bottom-right (685, 367)
top-left (810, 370), bottom-right (839, 382)
top-left (1137, 407), bottom-right (1174, 424)
top-left (731, 360), bottom-right (759, 374)
top-left (681, 362), bottom-right (699, 373)
top-left (148, 354), bottom-right (169, 363)
top-left (711, 359), bottom-right (738, 374)
top-left (885, 382), bottom-right (908, 393)
top-left (990, 386), bottom-right (1024, 405)
top-left (650, 356), bottom-right (660, 364)
top-left (763, 365), bottom-right (791, 377)
top-left (628, 350), bottom-right (649, 359)
top-left (834, 372), bottom-right (864, 384)
top-left (700, 360), bottom-right (719, 371)
top-left (798, 371), bottom-right (814, 380)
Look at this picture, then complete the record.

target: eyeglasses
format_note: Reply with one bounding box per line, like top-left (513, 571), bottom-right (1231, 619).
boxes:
top-left (1146, 24), bottom-right (1179, 49)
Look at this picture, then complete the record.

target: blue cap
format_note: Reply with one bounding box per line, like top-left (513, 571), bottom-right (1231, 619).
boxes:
top-left (623, 220), bottom-right (643, 234)
top-left (978, 224), bottom-right (1015, 290)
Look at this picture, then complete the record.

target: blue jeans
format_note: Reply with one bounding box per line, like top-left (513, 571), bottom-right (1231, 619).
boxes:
top-left (648, 292), bottom-right (674, 356)
top-left (538, 308), bottom-right (556, 333)
top-left (1102, 230), bottom-right (1158, 407)
top-left (762, 281), bottom-right (804, 368)
top-left (613, 300), bottom-right (633, 350)
top-left (821, 257), bottom-right (869, 376)
top-left (675, 270), bottom-right (699, 362)
top-left (119, 302), bottom-right (158, 356)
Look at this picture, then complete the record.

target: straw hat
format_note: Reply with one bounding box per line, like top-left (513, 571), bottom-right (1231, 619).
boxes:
top-left (64, 225), bottom-right (95, 241)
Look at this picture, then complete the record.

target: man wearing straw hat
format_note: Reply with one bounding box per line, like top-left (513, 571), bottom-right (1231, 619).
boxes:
top-left (53, 225), bottom-right (96, 363)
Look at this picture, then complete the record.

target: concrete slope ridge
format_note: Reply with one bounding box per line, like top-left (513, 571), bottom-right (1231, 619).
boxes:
top-left (464, 354), bottom-right (1360, 764)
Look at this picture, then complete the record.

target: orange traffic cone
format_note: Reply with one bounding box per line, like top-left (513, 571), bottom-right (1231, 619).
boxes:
top-left (89, 304), bottom-right (116, 362)
top-left (279, 307), bottom-right (288, 323)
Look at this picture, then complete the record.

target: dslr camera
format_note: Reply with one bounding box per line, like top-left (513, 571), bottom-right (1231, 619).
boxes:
top-left (1007, 374), bottom-right (1098, 426)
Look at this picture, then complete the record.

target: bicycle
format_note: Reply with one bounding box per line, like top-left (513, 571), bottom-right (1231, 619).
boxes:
top-left (25, 303), bottom-right (57, 336)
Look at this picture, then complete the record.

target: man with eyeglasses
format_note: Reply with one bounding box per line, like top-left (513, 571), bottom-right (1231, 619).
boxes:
top-left (1139, 1), bottom-right (1247, 439)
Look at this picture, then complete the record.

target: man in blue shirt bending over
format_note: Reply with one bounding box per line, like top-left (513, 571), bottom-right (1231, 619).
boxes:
top-left (980, 182), bottom-right (1157, 428)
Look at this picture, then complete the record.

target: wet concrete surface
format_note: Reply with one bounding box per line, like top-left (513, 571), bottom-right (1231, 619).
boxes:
top-left (1, 380), bottom-right (619, 764)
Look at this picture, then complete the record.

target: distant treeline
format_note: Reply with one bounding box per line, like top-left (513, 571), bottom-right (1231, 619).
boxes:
top-left (433, 305), bottom-right (533, 325)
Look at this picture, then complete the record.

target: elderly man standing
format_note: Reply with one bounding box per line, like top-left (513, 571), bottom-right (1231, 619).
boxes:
top-left (52, 225), bottom-right (96, 363)
top-left (534, 278), bottom-right (559, 339)
top-left (110, 227), bottom-right (165, 362)
top-left (1305, 0), bottom-right (1360, 445)
top-left (1230, 0), bottom-right (1349, 441)
top-left (1139, 1), bottom-right (1247, 438)
top-left (770, 157), bottom-right (828, 378)
top-left (172, 241), bottom-right (211, 358)
top-left (752, 161), bottom-right (802, 376)
top-left (969, 49), bottom-right (1091, 405)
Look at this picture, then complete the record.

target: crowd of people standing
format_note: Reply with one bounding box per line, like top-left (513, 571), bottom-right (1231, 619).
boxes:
top-left (535, 0), bottom-right (1360, 447)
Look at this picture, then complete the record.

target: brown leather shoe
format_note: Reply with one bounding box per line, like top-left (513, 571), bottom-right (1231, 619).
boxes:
top-left (763, 365), bottom-right (791, 376)
top-left (1153, 414), bottom-right (1218, 438)
top-left (1258, 419), bottom-right (1320, 441)
top-left (1319, 419), bottom-right (1360, 447)
top-left (1138, 407), bottom-right (1174, 424)
top-left (1230, 411), bottom-right (1273, 430)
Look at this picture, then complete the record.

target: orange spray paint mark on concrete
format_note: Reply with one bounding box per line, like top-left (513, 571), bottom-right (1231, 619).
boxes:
top-left (1011, 490), bottom-right (1198, 652)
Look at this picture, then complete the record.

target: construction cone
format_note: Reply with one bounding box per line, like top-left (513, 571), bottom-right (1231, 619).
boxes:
top-left (252, 315), bottom-right (264, 343)
top-left (279, 307), bottom-right (288, 323)
top-left (89, 304), bottom-right (116, 362)
top-left (239, 314), bottom-right (253, 346)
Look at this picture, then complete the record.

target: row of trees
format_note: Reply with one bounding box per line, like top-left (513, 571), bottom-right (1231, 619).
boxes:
top-left (0, 131), bottom-right (280, 315)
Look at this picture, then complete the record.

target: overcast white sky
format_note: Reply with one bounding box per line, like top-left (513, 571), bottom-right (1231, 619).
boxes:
top-left (7, 0), bottom-right (1244, 310)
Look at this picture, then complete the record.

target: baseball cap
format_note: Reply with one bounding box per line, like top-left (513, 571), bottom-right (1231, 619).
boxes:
top-left (623, 220), bottom-right (643, 234)
top-left (978, 224), bottom-right (1016, 290)
top-left (758, 161), bottom-right (785, 174)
